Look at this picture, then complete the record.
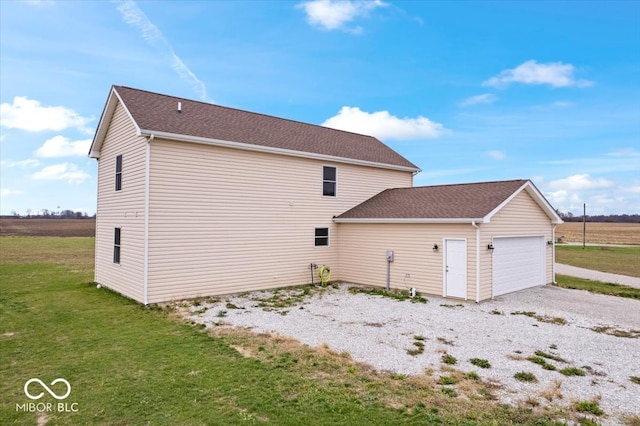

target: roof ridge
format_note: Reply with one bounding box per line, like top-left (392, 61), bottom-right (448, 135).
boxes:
top-left (113, 85), bottom-right (380, 141)
top-left (407, 179), bottom-right (528, 190)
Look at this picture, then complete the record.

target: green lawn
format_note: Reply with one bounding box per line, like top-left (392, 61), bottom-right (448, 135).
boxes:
top-left (555, 275), bottom-right (640, 299)
top-left (1, 237), bottom-right (572, 425)
top-left (555, 245), bottom-right (640, 277)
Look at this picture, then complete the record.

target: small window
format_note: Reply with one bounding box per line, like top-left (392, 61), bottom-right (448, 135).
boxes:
top-left (315, 227), bottom-right (329, 247)
top-left (115, 155), bottom-right (123, 191)
top-left (113, 227), bottom-right (121, 264)
top-left (323, 166), bottom-right (336, 197)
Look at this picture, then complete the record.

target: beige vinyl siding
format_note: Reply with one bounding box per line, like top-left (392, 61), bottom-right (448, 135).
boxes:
top-left (479, 190), bottom-right (555, 300)
top-left (94, 101), bottom-right (146, 301)
top-left (146, 139), bottom-right (412, 303)
top-left (338, 223), bottom-right (478, 300)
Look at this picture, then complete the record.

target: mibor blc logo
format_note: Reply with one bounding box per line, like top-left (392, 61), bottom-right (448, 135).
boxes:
top-left (16, 378), bottom-right (78, 413)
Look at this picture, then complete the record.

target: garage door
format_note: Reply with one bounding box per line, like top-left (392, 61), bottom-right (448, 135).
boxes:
top-left (493, 236), bottom-right (545, 297)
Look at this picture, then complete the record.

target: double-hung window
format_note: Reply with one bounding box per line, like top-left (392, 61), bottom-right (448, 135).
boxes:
top-left (115, 155), bottom-right (123, 191)
top-left (113, 228), bottom-right (121, 264)
top-left (314, 227), bottom-right (329, 247)
top-left (323, 166), bottom-right (336, 197)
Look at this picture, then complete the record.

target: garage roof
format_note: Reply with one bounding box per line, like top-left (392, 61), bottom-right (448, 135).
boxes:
top-left (89, 86), bottom-right (420, 172)
top-left (335, 179), bottom-right (563, 224)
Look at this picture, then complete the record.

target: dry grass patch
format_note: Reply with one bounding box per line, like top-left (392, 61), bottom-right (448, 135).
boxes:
top-left (539, 379), bottom-right (564, 402)
top-left (206, 326), bottom-right (570, 423)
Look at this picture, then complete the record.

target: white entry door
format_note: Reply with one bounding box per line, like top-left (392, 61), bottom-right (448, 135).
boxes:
top-left (444, 239), bottom-right (467, 299)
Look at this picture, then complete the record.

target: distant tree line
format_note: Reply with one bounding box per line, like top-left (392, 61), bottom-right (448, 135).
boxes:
top-left (557, 211), bottom-right (640, 223)
top-left (2, 209), bottom-right (95, 219)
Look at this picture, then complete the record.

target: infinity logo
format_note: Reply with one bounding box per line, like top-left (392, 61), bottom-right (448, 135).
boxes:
top-left (24, 378), bottom-right (71, 400)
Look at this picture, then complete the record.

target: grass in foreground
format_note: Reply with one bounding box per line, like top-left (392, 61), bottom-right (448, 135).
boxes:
top-left (555, 245), bottom-right (640, 277)
top-left (1, 237), bottom-right (578, 425)
top-left (555, 275), bottom-right (640, 300)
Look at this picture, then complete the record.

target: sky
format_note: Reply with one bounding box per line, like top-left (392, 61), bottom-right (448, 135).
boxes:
top-left (1, 0), bottom-right (639, 217)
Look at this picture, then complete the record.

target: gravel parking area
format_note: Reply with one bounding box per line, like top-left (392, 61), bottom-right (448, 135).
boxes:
top-left (181, 284), bottom-right (640, 424)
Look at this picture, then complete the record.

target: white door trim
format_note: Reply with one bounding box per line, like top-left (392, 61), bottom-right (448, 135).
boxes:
top-left (443, 238), bottom-right (467, 299)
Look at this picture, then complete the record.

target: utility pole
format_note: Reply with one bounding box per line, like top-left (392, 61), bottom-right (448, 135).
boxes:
top-left (583, 203), bottom-right (586, 249)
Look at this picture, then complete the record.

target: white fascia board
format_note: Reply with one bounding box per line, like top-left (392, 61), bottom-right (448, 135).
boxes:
top-left (139, 129), bottom-right (421, 173)
top-left (88, 87), bottom-right (141, 159)
top-left (333, 217), bottom-right (485, 224)
top-left (483, 180), bottom-right (563, 224)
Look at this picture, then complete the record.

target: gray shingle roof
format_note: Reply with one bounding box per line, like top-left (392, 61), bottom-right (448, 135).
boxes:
top-left (336, 180), bottom-right (530, 220)
top-left (112, 86), bottom-right (419, 170)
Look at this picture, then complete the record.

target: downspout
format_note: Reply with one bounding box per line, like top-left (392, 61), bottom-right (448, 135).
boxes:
top-left (551, 224), bottom-right (557, 284)
top-left (143, 134), bottom-right (153, 305)
top-left (471, 221), bottom-right (480, 303)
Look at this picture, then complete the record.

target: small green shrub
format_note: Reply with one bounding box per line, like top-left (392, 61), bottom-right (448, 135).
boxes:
top-left (575, 400), bottom-right (603, 415)
top-left (527, 356), bottom-right (556, 371)
top-left (216, 310), bottom-right (227, 318)
top-left (441, 354), bottom-right (457, 365)
top-left (438, 376), bottom-right (458, 385)
top-left (630, 376), bottom-right (640, 385)
top-left (534, 350), bottom-right (566, 363)
top-left (407, 338), bottom-right (425, 356)
top-left (225, 302), bottom-right (242, 309)
top-left (514, 371), bottom-right (538, 383)
top-left (489, 309), bottom-right (503, 315)
top-left (469, 358), bottom-right (491, 369)
top-left (560, 367), bottom-right (586, 377)
top-left (440, 387), bottom-right (457, 397)
top-left (464, 371), bottom-right (480, 381)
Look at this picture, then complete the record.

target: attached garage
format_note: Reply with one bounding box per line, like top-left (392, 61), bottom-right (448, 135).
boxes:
top-left (335, 180), bottom-right (563, 302)
top-left (492, 236), bottom-right (545, 296)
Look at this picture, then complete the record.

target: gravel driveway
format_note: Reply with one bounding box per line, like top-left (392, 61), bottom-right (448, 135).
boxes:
top-left (182, 284), bottom-right (640, 424)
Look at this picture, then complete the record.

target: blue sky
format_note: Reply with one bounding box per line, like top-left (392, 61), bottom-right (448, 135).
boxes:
top-left (1, 0), bottom-right (638, 216)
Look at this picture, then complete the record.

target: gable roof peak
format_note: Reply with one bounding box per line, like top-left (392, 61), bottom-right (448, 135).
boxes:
top-left (89, 85), bottom-right (419, 172)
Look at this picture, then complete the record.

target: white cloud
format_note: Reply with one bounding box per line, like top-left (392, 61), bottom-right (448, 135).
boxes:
top-left (459, 93), bottom-right (497, 107)
top-left (0, 189), bottom-right (24, 197)
top-left (545, 189), bottom-right (581, 205)
top-left (548, 174), bottom-right (613, 191)
top-left (0, 159), bottom-right (41, 168)
top-left (115, 0), bottom-right (208, 101)
top-left (297, 0), bottom-right (387, 32)
top-left (483, 60), bottom-right (593, 88)
top-left (486, 150), bottom-right (506, 160)
top-left (35, 135), bottom-right (92, 158)
top-left (322, 106), bottom-right (446, 140)
top-left (32, 163), bottom-right (90, 184)
top-left (0, 97), bottom-right (93, 133)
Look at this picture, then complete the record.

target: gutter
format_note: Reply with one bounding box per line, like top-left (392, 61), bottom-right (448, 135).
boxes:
top-left (143, 134), bottom-right (153, 305)
top-left (333, 217), bottom-right (486, 224)
top-left (471, 221), bottom-right (480, 303)
top-left (551, 223), bottom-right (557, 284)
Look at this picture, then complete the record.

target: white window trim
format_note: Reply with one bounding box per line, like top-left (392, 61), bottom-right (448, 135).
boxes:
top-left (322, 165), bottom-right (337, 198)
top-left (314, 226), bottom-right (330, 248)
top-left (115, 154), bottom-right (123, 192)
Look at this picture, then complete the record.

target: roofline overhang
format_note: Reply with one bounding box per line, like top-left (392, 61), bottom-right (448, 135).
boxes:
top-left (88, 87), bottom-right (140, 159)
top-left (139, 129), bottom-right (422, 173)
top-left (333, 217), bottom-right (486, 224)
top-left (484, 180), bottom-right (564, 224)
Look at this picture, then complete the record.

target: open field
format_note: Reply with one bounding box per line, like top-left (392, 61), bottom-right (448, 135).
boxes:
top-left (0, 219), bottom-right (95, 237)
top-left (556, 222), bottom-right (640, 245)
top-left (555, 245), bottom-right (640, 278)
top-left (1, 236), bottom-right (582, 425)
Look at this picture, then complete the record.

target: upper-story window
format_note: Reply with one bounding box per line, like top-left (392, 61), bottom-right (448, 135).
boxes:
top-left (323, 166), bottom-right (336, 197)
top-left (115, 155), bottom-right (123, 191)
